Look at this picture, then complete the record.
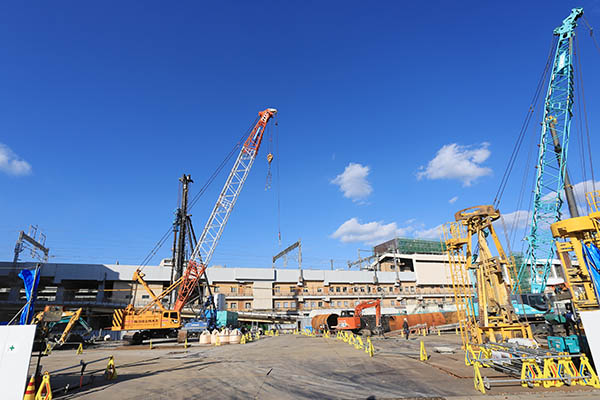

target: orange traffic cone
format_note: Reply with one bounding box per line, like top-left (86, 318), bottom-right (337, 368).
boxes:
top-left (23, 375), bottom-right (36, 400)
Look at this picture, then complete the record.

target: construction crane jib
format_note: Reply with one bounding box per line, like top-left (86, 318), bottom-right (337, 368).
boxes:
top-left (516, 8), bottom-right (583, 294)
top-left (174, 108), bottom-right (278, 311)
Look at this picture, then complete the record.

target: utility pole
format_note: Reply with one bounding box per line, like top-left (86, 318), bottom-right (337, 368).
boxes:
top-left (330, 259), bottom-right (334, 270)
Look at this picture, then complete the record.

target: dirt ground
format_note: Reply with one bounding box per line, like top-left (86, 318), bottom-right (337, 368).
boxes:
top-left (29, 333), bottom-right (600, 400)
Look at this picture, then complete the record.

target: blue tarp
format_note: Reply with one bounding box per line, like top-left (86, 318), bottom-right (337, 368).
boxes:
top-left (582, 241), bottom-right (600, 302)
top-left (18, 267), bottom-right (40, 325)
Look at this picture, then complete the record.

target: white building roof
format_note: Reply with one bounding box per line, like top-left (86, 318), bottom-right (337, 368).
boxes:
top-left (205, 267), bottom-right (415, 284)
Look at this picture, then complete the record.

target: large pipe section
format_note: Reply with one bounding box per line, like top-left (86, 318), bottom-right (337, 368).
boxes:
top-left (311, 314), bottom-right (339, 332)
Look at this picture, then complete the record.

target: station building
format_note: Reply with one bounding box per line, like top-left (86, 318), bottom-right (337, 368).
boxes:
top-left (0, 238), bottom-right (566, 324)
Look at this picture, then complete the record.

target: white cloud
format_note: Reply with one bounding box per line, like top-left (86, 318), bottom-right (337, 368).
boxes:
top-left (331, 218), bottom-right (405, 244)
top-left (414, 224), bottom-right (443, 240)
top-left (498, 210), bottom-right (530, 230)
top-left (0, 143), bottom-right (32, 176)
top-left (417, 142), bottom-right (492, 186)
top-left (448, 196), bottom-right (458, 204)
top-left (540, 179), bottom-right (600, 215)
top-left (331, 163), bottom-right (373, 201)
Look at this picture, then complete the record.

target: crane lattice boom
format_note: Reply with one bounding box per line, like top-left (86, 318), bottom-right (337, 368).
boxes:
top-left (173, 108), bottom-right (277, 311)
top-left (516, 8), bottom-right (583, 294)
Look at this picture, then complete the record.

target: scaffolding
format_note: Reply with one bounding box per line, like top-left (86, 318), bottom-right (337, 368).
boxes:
top-left (395, 238), bottom-right (447, 255)
top-left (442, 222), bottom-right (476, 349)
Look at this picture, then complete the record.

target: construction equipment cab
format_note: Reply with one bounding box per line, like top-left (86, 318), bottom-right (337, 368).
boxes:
top-left (336, 299), bottom-right (387, 336)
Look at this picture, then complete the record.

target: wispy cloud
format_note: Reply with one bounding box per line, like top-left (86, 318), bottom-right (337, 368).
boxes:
top-left (0, 143), bottom-right (32, 176)
top-left (414, 224), bottom-right (443, 240)
top-left (498, 209), bottom-right (530, 231)
top-left (331, 163), bottom-right (373, 202)
top-left (417, 142), bottom-right (492, 186)
top-left (448, 196), bottom-right (458, 204)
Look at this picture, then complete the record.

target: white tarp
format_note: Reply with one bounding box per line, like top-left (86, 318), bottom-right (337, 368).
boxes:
top-left (0, 325), bottom-right (37, 400)
top-left (580, 309), bottom-right (600, 367)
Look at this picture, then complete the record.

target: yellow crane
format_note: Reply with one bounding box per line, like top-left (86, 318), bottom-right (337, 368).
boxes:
top-left (443, 205), bottom-right (533, 346)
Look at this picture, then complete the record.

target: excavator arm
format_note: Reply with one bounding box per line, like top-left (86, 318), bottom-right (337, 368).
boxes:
top-left (355, 299), bottom-right (382, 328)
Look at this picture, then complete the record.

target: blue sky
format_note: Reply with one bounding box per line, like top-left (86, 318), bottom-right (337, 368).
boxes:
top-left (2, 1), bottom-right (600, 269)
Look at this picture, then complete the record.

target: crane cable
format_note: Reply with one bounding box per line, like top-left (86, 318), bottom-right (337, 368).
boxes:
top-left (275, 115), bottom-right (282, 245)
top-left (137, 117), bottom-right (260, 271)
top-left (575, 24), bottom-right (597, 194)
top-left (492, 36), bottom-right (556, 209)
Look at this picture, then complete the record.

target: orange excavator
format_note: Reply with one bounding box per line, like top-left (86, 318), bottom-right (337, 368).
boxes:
top-left (336, 299), bottom-right (385, 336)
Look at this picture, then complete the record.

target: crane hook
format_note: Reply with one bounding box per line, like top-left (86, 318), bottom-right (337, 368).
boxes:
top-left (267, 153), bottom-right (274, 164)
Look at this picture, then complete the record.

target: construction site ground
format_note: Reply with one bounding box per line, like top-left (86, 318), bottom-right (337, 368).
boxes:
top-left (33, 333), bottom-right (600, 400)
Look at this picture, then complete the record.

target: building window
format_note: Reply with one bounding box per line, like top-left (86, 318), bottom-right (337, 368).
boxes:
top-left (342, 287), bottom-right (347, 292)
top-left (230, 303), bottom-right (237, 309)
top-left (290, 286), bottom-right (295, 293)
top-left (245, 302), bottom-right (251, 309)
top-left (355, 300), bottom-right (359, 306)
top-left (290, 301), bottom-right (296, 308)
top-left (311, 301), bottom-right (316, 307)
top-left (318, 301), bottom-right (323, 307)
top-left (213, 287), bottom-right (219, 293)
top-left (391, 300), bottom-right (395, 306)
top-left (276, 302), bottom-right (281, 308)
top-left (336, 287), bottom-right (340, 292)
top-left (360, 287), bottom-right (365, 292)
top-left (284, 302), bottom-right (289, 307)
top-left (410, 286), bottom-right (415, 293)
top-left (344, 301), bottom-right (349, 307)
top-left (303, 288), bottom-right (308, 293)
top-left (317, 288), bottom-right (322, 293)
top-left (377, 287), bottom-right (382, 292)
top-left (390, 265), bottom-right (396, 270)
top-left (231, 287), bottom-right (237, 293)
top-left (353, 287), bottom-right (358, 292)
top-left (337, 301), bottom-right (342, 306)
top-left (329, 287), bottom-right (334, 292)
top-left (399, 286), bottom-right (403, 292)
top-left (141, 295), bottom-right (149, 299)
top-left (389, 287), bottom-right (393, 292)
top-left (367, 287), bottom-right (371, 293)
top-left (274, 286), bottom-right (280, 293)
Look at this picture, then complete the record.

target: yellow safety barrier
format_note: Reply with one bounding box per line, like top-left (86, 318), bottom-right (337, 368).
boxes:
top-left (104, 356), bottom-right (117, 380)
top-left (419, 340), bottom-right (428, 361)
top-left (76, 343), bottom-right (83, 355)
top-left (579, 354), bottom-right (600, 388)
top-left (557, 353), bottom-right (579, 385)
top-left (149, 340), bottom-right (153, 350)
top-left (473, 362), bottom-right (486, 394)
top-left (355, 336), bottom-right (364, 350)
top-left (184, 336), bottom-right (189, 349)
top-left (215, 335), bottom-right (221, 346)
top-left (240, 334), bottom-right (246, 344)
top-left (521, 358), bottom-right (542, 388)
top-left (365, 338), bottom-right (374, 357)
top-left (35, 372), bottom-right (52, 400)
top-left (542, 356), bottom-right (562, 388)
top-left (464, 343), bottom-right (476, 366)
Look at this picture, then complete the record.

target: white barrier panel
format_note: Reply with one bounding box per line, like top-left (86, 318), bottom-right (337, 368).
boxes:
top-left (580, 309), bottom-right (600, 367)
top-left (0, 325), bottom-right (37, 400)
